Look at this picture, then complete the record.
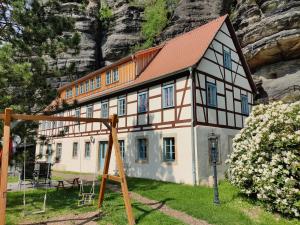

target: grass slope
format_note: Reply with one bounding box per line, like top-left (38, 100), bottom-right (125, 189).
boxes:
top-left (126, 178), bottom-right (299, 225)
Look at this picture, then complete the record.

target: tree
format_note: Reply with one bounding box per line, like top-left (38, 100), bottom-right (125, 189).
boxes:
top-left (0, 0), bottom-right (81, 138)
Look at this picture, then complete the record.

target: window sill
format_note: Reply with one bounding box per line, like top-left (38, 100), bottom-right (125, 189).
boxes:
top-left (135, 159), bottom-right (148, 164)
top-left (163, 106), bottom-right (175, 110)
top-left (162, 160), bottom-right (176, 165)
top-left (137, 111), bottom-right (148, 114)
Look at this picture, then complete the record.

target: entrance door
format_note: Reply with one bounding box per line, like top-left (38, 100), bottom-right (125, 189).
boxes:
top-left (99, 141), bottom-right (108, 172)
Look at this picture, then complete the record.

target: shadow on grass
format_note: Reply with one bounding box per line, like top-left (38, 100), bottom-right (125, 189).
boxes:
top-left (133, 198), bottom-right (174, 223)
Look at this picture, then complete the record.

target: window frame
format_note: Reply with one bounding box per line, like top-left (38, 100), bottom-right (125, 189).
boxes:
top-left (223, 49), bottom-right (232, 70)
top-left (162, 84), bottom-right (175, 109)
top-left (84, 142), bottom-right (91, 159)
top-left (75, 85), bottom-right (79, 96)
top-left (162, 137), bottom-right (176, 162)
top-left (207, 82), bottom-right (217, 107)
top-left (136, 138), bottom-right (148, 162)
top-left (106, 71), bottom-right (111, 85)
top-left (119, 140), bottom-right (125, 160)
top-left (117, 96), bottom-right (126, 116)
top-left (86, 104), bottom-right (93, 118)
top-left (90, 78), bottom-right (95, 91)
top-left (138, 91), bottom-right (148, 113)
top-left (85, 80), bottom-right (89, 92)
top-left (241, 94), bottom-right (249, 115)
top-left (101, 101), bottom-right (109, 118)
top-left (56, 143), bottom-right (62, 162)
top-left (113, 68), bottom-right (119, 82)
top-left (80, 83), bottom-right (84, 94)
top-left (96, 75), bottom-right (101, 88)
top-left (72, 142), bottom-right (78, 158)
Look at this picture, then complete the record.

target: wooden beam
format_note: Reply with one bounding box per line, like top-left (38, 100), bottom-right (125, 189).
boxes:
top-left (98, 114), bottom-right (135, 225)
top-left (0, 108), bottom-right (12, 225)
top-left (103, 174), bottom-right (122, 183)
top-left (0, 114), bottom-right (112, 129)
top-left (111, 117), bottom-right (135, 225)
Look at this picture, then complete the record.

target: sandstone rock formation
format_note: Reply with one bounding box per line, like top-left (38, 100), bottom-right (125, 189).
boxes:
top-left (231, 0), bottom-right (300, 100)
top-left (46, 0), bottom-right (100, 88)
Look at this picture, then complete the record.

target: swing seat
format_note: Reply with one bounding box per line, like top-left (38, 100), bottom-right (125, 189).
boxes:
top-left (78, 193), bottom-right (95, 206)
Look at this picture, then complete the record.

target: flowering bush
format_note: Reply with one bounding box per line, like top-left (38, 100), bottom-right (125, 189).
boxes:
top-left (227, 101), bottom-right (300, 217)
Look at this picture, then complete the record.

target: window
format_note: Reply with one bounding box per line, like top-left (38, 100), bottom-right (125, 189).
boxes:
top-left (72, 142), bottom-right (78, 158)
top-left (119, 140), bottom-right (125, 160)
top-left (46, 144), bottom-right (52, 163)
top-left (101, 101), bottom-right (109, 118)
top-left (80, 83), bottom-right (84, 94)
top-left (163, 138), bottom-right (175, 162)
top-left (52, 121), bottom-right (57, 129)
top-left (106, 71), bottom-right (111, 85)
top-left (46, 121), bottom-right (51, 129)
top-left (85, 142), bottom-right (91, 159)
top-left (224, 50), bottom-right (232, 70)
top-left (162, 84), bottom-right (174, 108)
top-left (241, 94), bottom-right (249, 115)
top-left (137, 139), bottom-right (147, 161)
top-left (85, 80), bottom-right (89, 92)
top-left (117, 96), bottom-right (126, 116)
top-left (66, 88), bottom-right (73, 99)
top-left (113, 68), bottom-right (119, 82)
top-left (86, 105), bottom-right (93, 118)
top-left (41, 121), bottom-right (45, 130)
top-left (207, 83), bottom-right (217, 107)
top-left (90, 79), bottom-right (95, 90)
top-left (75, 85), bottom-right (79, 96)
top-left (56, 143), bottom-right (62, 162)
top-left (138, 92), bottom-right (148, 113)
top-left (96, 76), bottom-right (101, 88)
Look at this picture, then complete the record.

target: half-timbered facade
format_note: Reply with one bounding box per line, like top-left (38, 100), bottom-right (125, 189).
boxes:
top-left (36, 15), bottom-right (256, 185)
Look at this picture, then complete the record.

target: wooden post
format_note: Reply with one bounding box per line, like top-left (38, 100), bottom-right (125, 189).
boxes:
top-left (98, 114), bottom-right (135, 225)
top-left (0, 108), bottom-right (12, 225)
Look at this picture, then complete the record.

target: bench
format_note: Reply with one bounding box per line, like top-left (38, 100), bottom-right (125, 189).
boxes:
top-left (56, 177), bottom-right (80, 190)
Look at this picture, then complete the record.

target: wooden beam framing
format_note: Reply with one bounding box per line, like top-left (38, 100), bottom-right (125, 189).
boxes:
top-left (0, 108), bottom-right (12, 225)
top-left (0, 109), bottom-right (133, 225)
top-left (98, 114), bottom-right (135, 225)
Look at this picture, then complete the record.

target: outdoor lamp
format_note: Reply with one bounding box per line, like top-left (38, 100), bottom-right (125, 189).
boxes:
top-left (208, 132), bottom-right (220, 204)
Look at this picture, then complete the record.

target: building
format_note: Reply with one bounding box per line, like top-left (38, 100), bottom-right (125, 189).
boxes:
top-left (36, 15), bottom-right (256, 185)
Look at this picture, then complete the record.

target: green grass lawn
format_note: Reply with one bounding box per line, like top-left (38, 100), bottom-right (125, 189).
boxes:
top-left (8, 176), bottom-right (19, 183)
top-left (6, 185), bottom-right (184, 225)
top-left (126, 178), bottom-right (299, 225)
top-left (6, 177), bottom-right (299, 225)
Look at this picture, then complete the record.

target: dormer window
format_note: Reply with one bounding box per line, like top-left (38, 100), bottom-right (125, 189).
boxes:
top-left (113, 68), bottom-right (119, 82)
top-left (106, 71), bottom-right (111, 85)
top-left (75, 85), bottom-right (79, 96)
top-left (85, 80), bottom-right (89, 92)
top-left (90, 79), bottom-right (94, 90)
top-left (96, 76), bottom-right (101, 88)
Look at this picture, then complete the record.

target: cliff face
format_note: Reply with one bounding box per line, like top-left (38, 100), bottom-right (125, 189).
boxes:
top-left (50, 0), bottom-right (300, 101)
top-left (231, 0), bottom-right (300, 100)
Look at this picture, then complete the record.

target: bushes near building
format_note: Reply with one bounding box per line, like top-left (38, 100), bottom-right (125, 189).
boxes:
top-left (227, 101), bottom-right (300, 217)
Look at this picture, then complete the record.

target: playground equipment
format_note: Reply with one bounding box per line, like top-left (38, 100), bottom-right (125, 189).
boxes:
top-left (0, 109), bottom-right (135, 225)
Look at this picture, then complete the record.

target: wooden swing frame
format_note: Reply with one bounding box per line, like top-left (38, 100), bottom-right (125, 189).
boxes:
top-left (0, 108), bottom-right (135, 225)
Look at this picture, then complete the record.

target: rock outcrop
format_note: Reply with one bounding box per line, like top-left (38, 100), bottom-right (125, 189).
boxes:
top-left (231, 0), bottom-right (300, 100)
top-left (100, 0), bottom-right (144, 65)
top-left (46, 0), bottom-right (100, 88)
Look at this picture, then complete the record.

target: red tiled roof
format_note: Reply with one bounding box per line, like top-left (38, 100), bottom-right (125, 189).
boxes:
top-left (137, 15), bottom-right (228, 83)
top-left (53, 14), bottom-right (255, 108)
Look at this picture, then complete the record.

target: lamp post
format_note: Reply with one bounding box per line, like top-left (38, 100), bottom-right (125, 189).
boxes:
top-left (208, 132), bottom-right (220, 204)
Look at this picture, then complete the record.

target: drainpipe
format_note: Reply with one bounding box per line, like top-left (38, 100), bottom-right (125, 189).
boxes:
top-left (189, 67), bottom-right (197, 185)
